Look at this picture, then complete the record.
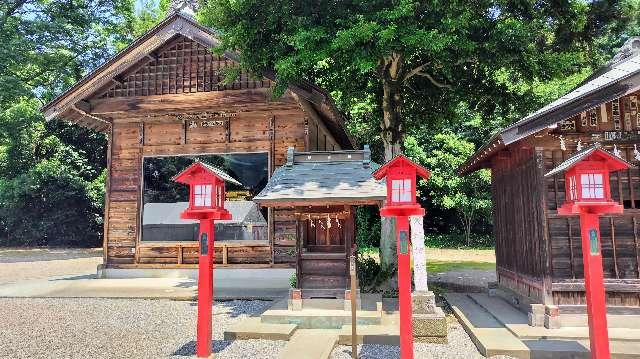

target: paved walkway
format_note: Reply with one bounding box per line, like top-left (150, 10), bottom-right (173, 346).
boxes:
top-left (0, 248), bottom-right (293, 299)
top-left (429, 269), bottom-right (496, 292)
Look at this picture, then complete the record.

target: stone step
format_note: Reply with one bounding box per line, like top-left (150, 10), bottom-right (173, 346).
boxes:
top-left (224, 317), bottom-right (298, 341)
top-left (337, 324), bottom-right (399, 345)
top-left (280, 329), bottom-right (338, 359)
top-left (261, 308), bottom-right (382, 329)
top-left (444, 293), bottom-right (531, 359)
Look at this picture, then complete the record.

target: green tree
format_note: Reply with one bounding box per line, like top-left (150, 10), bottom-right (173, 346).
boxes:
top-left (199, 0), bottom-right (623, 161)
top-left (405, 133), bottom-right (491, 246)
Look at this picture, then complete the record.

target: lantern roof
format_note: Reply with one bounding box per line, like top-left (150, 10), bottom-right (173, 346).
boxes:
top-left (544, 143), bottom-right (633, 177)
top-left (172, 161), bottom-right (242, 186)
top-left (372, 155), bottom-right (430, 181)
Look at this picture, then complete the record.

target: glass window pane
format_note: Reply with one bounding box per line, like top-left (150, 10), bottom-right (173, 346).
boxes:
top-left (594, 187), bottom-right (604, 198)
top-left (581, 174), bottom-right (589, 184)
top-left (593, 174), bottom-right (603, 185)
top-left (400, 190), bottom-right (411, 202)
top-left (392, 180), bottom-right (402, 190)
top-left (194, 195), bottom-right (203, 206)
top-left (392, 189), bottom-right (400, 202)
top-left (404, 179), bottom-right (411, 190)
top-left (195, 185), bottom-right (202, 195)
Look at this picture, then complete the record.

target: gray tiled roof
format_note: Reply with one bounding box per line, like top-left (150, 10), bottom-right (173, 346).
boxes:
top-left (143, 200), bottom-right (266, 225)
top-left (502, 45), bottom-right (640, 144)
top-left (254, 147), bottom-right (386, 205)
top-left (461, 37), bottom-right (640, 175)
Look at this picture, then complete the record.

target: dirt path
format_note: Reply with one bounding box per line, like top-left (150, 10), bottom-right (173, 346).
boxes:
top-left (0, 248), bottom-right (102, 285)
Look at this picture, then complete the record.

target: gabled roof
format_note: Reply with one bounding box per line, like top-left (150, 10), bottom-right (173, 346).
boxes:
top-left (372, 155), bottom-right (430, 180)
top-left (460, 37), bottom-right (640, 175)
top-left (41, 10), bottom-right (355, 149)
top-left (172, 161), bottom-right (242, 186)
top-left (544, 144), bottom-right (633, 177)
top-left (253, 146), bottom-right (386, 206)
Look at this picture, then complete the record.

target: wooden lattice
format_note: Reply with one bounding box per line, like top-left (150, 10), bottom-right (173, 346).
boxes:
top-left (99, 35), bottom-right (270, 98)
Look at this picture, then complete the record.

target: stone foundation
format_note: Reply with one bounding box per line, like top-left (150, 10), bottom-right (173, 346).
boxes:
top-left (412, 291), bottom-right (447, 343)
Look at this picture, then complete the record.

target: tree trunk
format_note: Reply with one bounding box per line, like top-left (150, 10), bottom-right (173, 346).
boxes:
top-left (378, 53), bottom-right (404, 275)
top-left (380, 53), bottom-right (404, 162)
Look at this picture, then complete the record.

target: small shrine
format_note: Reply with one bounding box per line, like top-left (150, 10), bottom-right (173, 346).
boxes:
top-left (254, 146), bottom-right (386, 300)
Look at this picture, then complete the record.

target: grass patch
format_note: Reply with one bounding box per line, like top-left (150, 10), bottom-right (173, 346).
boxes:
top-left (427, 260), bottom-right (496, 273)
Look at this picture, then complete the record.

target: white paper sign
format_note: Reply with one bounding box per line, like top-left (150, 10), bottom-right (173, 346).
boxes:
top-left (410, 216), bottom-right (429, 292)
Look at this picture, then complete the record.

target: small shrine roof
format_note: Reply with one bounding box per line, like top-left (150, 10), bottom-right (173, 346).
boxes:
top-left (254, 146), bottom-right (386, 206)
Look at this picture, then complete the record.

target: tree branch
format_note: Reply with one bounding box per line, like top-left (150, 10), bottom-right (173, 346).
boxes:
top-left (414, 71), bottom-right (452, 89)
top-left (402, 62), bottom-right (430, 83)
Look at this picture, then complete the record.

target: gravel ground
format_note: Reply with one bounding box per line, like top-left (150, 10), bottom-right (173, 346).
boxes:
top-left (0, 297), bottom-right (509, 359)
top-left (0, 298), bottom-right (284, 359)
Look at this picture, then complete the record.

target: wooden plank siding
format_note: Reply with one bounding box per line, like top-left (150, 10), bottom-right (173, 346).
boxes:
top-left (491, 144), bottom-right (549, 304)
top-left (98, 37), bottom-right (343, 268)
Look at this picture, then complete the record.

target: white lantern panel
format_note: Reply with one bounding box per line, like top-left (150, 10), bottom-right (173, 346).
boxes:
top-left (580, 173), bottom-right (604, 199)
top-left (194, 184), bottom-right (212, 206)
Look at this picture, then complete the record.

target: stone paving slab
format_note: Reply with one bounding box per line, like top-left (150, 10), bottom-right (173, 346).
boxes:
top-left (445, 293), bottom-right (530, 359)
top-left (280, 329), bottom-right (338, 359)
top-left (224, 317), bottom-right (298, 341)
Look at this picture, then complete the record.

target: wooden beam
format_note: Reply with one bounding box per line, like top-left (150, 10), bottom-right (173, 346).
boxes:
top-left (89, 89), bottom-right (298, 116)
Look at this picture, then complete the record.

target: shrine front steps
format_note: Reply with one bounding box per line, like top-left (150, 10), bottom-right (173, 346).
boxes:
top-left (445, 292), bottom-right (640, 359)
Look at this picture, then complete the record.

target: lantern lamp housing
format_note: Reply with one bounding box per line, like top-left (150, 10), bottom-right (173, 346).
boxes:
top-left (172, 161), bottom-right (241, 220)
top-left (373, 155), bottom-right (430, 217)
top-left (545, 144), bottom-right (633, 215)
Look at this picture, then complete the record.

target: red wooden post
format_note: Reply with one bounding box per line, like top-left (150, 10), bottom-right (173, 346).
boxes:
top-left (196, 218), bottom-right (214, 358)
top-left (396, 215), bottom-right (413, 359)
top-left (579, 211), bottom-right (610, 359)
top-left (547, 144), bottom-right (633, 359)
top-left (373, 155), bottom-right (430, 359)
top-left (173, 161), bottom-right (240, 359)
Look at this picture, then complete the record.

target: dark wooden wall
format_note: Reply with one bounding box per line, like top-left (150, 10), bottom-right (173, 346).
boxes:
top-left (491, 144), bottom-right (549, 304)
top-left (492, 91), bottom-right (640, 307)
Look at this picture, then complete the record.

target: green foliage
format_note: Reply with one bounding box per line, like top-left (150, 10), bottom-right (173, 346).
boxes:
top-left (425, 233), bottom-right (494, 250)
top-left (355, 206), bottom-right (381, 249)
top-left (404, 133), bottom-right (492, 245)
top-left (289, 273), bottom-right (297, 288)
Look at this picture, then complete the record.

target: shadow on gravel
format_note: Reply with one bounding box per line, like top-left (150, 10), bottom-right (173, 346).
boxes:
top-left (173, 340), bottom-right (232, 356)
top-left (217, 300), bottom-right (273, 318)
top-left (50, 274), bottom-right (96, 281)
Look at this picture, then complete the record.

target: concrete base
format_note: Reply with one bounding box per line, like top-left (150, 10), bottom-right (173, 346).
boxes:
top-left (98, 265), bottom-right (198, 279)
top-left (97, 266), bottom-right (294, 299)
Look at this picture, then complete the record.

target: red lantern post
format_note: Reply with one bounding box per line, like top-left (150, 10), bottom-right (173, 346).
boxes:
top-left (173, 161), bottom-right (241, 358)
top-left (546, 144), bottom-right (633, 359)
top-left (373, 155), bottom-right (430, 359)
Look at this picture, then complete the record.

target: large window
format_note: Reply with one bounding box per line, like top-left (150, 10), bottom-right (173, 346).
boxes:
top-left (141, 153), bottom-right (269, 242)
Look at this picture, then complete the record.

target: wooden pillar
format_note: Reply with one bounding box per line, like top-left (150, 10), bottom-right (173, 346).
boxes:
top-left (102, 124), bottom-right (113, 266)
top-left (535, 148), bottom-right (554, 305)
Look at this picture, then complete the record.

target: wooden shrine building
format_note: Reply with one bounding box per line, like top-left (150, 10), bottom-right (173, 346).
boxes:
top-left (41, 8), bottom-right (354, 271)
top-left (254, 147), bottom-right (385, 298)
top-left (460, 37), bottom-right (640, 323)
